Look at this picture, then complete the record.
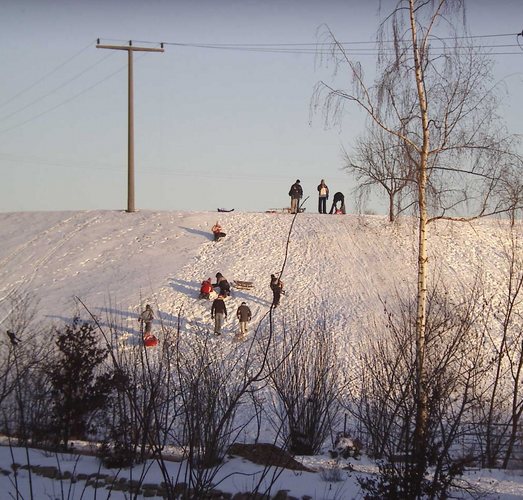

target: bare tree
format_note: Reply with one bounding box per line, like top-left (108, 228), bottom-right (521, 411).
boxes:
top-left (353, 281), bottom-right (489, 498)
top-left (344, 123), bottom-right (416, 221)
top-left (313, 1), bottom-right (522, 490)
top-left (467, 220), bottom-right (523, 468)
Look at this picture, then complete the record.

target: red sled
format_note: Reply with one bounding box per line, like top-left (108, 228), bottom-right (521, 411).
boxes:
top-left (143, 334), bottom-right (158, 347)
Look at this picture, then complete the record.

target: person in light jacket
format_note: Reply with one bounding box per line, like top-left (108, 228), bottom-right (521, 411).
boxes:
top-left (139, 304), bottom-right (154, 335)
top-left (317, 179), bottom-right (329, 214)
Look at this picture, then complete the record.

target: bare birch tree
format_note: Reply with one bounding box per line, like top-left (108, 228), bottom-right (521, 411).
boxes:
top-left (313, 1), bottom-right (522, 491)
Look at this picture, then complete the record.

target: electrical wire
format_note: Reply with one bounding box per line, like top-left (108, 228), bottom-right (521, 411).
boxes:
top-left (94, 35), bottom-right (523, 58)
top-left (0, 51), bottom-right (116, 123)
top-left (0, 31), bottom-right (520, 137)
top-left (0, 40), bottom-right (96, 111)
top-left (0, 64), bottom-right (121, 135)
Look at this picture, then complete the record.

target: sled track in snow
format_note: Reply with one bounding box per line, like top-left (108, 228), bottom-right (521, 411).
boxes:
top-left (0, 213), bottom-right (102, 309)
top-left (0, 212), bottom-right (89, 272)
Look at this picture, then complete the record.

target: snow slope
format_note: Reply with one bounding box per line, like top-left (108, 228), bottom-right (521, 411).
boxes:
top-left (0, 210), bottom-right (521, 498)
top-left (0, 210), bottom-right (511, 341)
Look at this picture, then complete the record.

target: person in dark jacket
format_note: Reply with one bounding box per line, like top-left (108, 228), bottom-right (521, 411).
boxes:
top-left (288, 179), bottom-right (303, 214)
top-left (329, 192), bottom-right (346, 214)
top-left (317, 179), bottom-right (329, 214)
top-left (270, 274), bottom-right (284, 308)
top-left (211, 294), bottom-right (227, 335)
top-left (236, 301), bottom-right (252, 339)
top-left (213, 272), bottom-right (231, 296)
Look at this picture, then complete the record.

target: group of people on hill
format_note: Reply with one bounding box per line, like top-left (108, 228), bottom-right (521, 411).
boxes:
top-left (137, 215), bottom-right (290, 343)
top-left (201, 271), bottom-right (252, 339)
top-left (210, 292), bottom-right (253, 339)
top-left (288, 179), bottom-right (346, 214)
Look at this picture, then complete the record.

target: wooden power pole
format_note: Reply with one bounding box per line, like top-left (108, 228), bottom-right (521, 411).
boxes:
top-left (96, 40), bottom-right (164, 213)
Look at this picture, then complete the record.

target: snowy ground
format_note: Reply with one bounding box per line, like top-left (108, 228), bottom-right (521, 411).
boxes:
top-left (0, 209), bottom-right (522, 498)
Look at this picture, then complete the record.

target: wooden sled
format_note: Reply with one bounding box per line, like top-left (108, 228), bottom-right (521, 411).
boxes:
top-left (266, 207), bottom-right (306, 214)
top-left (233, 280), bottom-right (254, 290)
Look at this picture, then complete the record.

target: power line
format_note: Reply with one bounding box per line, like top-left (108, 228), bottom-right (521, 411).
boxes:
top-left (0, 40), bottom-right (96, 111)
top-left (0, 51), bottom-right (116, 123)
top-left (0, 59), bottom-right (134, 136)
top-left (93, 36), bottom-right (523, 58)
top-left (104, 32), bottom-right (519, 47)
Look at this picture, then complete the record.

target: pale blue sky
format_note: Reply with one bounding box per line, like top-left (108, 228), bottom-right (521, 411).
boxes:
top-left (0, 0), bottom-right (521, 213)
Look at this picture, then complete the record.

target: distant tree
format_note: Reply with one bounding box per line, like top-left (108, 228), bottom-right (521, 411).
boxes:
top-left (344, 123), bottom-right (416, 222)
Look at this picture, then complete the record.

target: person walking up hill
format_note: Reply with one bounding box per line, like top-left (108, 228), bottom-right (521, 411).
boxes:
top-left (270, 274), bottom-right (284, 308)
top-left (236, 301), bottom-right (252, 339)
top-left (139, 304), bottom-right (154, 336)
top-left (211, 294), bottom-right (227, 335)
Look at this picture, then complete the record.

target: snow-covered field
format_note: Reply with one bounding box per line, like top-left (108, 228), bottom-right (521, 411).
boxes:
top-left (0, 209), bottom-right (522, 498)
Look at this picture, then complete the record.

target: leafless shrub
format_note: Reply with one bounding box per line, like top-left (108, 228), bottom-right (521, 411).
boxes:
top-left (0, 292), bottom-right (54, 445)
top-left (266, 314), bottom-right (343, 455)
top-left (349, 280), bottom-right (488, 497)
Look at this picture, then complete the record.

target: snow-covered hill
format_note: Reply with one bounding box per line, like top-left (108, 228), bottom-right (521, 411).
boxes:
top-left (0, 210), bottom-right (522, 499)
top-left (0, 210), bottom-right (512, 343)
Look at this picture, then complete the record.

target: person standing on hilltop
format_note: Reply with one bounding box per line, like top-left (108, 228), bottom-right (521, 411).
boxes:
top-left (288, 179), bottom-right (303, 214)
top-left (317, 179), bottom-right (329, 214)
top-left (329, 192), bottom-right (346, 214)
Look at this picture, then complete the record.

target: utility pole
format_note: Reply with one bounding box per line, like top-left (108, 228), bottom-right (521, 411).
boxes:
top-left (96, 40), bottom-right (164, 213)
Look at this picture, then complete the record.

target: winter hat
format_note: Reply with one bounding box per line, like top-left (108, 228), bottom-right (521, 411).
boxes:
top-left (296, 179), bottom-right (300, 183)
top-left (216, 272), bottom-right (222, 278)
top-left (241, 302), bottom-right (246, 305)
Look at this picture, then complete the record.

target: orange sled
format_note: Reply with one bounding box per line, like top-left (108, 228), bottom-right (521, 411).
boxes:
top-left (143, 334), bottom-right (158, 347)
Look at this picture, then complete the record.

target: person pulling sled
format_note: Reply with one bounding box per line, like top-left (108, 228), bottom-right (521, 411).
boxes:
top-left (139, 304), bottom-right (158, 347)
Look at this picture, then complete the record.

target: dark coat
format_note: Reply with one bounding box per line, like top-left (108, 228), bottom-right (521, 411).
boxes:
top-left (211, 297), bottom-right (227, 317)
top-left (214, 276), bottom-right (231, 295)
top-left (288, 182), bottom-right (303, 199)
top-left (333, 192), bottom-right (344, 203)
top-left (270, 276), bottom-right (283, 291)
top-left (236, 304), bottom-right (252, 322)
